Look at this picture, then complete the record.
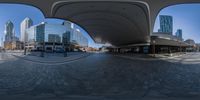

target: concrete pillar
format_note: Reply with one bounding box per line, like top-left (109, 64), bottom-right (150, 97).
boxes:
top-left (118, 48), bottom-right (120, 53)
top-left (168, 46), bottom-right (171, 54)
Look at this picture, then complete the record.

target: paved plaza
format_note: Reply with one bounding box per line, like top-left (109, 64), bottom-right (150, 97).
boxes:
top-left (0, 52), bottom-right (199, 99)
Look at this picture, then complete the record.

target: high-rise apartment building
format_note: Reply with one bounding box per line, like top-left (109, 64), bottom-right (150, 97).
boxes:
top-left (20, 17), bottom-right (33, 42)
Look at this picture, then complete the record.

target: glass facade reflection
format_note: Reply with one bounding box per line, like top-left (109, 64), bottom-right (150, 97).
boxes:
top-left (48, 34), bottom-right (61, 43)
top-left (72, 29), bottom-right (88, 47)
top-left (26, 23), bottom-right (45, 43)
top-left (45, 24), bottom-right (68, 43)
top-left (26, 22), bottom-right (88, 51)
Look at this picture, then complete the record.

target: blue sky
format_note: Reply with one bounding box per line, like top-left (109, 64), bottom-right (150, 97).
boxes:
top-left (0, 4), bottom-right (103, 48)
top-left (0, 4), bottom-right (200, 47)
top-left (154, 4), bottom-right (200, 43)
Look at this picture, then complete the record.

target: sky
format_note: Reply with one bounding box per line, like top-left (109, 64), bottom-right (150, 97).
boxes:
top-left (0, 4), bottom-right (200, 47)
top-left (0, 4), bottom-right (103, 48)
top-left (154, 4), bottom-right (200, 43)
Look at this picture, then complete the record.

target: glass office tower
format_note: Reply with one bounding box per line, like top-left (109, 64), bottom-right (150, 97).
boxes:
top-left (159, 15), bottom-right (173, 35)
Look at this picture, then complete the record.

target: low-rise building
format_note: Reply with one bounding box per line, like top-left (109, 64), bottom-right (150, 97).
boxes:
top-left (184, 39), bottom-right (196, 52)
top-left (149, 32), bottom-right (188, 53)
top-left (4, 41), bottom-right (23, 50)
top-left (196, 43), bottom-right (200, 52)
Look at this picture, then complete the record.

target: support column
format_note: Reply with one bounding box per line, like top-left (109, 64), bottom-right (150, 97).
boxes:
top-left (118, 48), bottom-right (121, 53)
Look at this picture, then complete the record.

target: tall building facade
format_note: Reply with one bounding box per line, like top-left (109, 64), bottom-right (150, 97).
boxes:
top-left (26, 23), bottom-right (45, 43)
top-left (63, 21), bottom-right (88, 47)
top-left (159, 15), bottom-right (173, 35)
top-left (175, 29), bottom-right (183, 41)
top-left (20, 17), bottom-right (33, 42)
top-left (5, 20), bottom-right (14, 42)
top-left (72, 29), bottom-right (88, 47)
top-left (63, 21), bottom-right (74, 43)
top-left (4, 21), bottom-right (22, 50)
top-left (62, 31), bottom-right (70, 45)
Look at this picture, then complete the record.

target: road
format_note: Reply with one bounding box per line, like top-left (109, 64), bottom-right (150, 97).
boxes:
top-left (0, 52), bottom-right (200, 100)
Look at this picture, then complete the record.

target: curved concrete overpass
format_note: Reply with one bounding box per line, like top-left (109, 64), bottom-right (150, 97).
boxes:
top-left (1, 0), bottom-right (200, 46)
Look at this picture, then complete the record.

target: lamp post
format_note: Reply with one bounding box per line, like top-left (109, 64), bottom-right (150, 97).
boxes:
top-left (63, 42), bottom-right (68, 57)
top-left (24, 42), bottom-right (26, 55)
top-left (63, 32), bottom-right (68, 57)
top-left (40, 34), bottom-right (45, 57)
top-left (40, 33), bottom-right (45, 57)
top-left (179, 41), bottom-right (182, 52)
top-left (152, 40), bottom-right (156, 57)
top-left (39, 24), bottom-right (45, 57)
top-left (40, 42), bottom-right (44, 57)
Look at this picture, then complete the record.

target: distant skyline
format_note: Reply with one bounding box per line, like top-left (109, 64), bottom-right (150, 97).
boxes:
top-left (154, 4), bottom-right (200, 43)
top-left (0, 4), bottom-right (103, 48)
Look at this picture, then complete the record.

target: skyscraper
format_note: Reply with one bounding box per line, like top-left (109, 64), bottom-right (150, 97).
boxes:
top-left (35, 23), bottom-right (45, 43)
top-left (175, 29), bottom-right (183, 41)
top-left (5, 20), bottom-right (14, 42)
top-left (20, 17), bottom-right (33, 42)
top-left (159, 15), bottom-right (173, 35)
top-left (4, 21), bottom-right (21, 50)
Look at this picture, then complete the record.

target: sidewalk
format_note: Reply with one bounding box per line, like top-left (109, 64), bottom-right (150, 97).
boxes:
top-left (12, 52), bottom-right (91, 64)
top-left (112, 52), bottom-right (187, 61)
top-left (112, 53), bottom-right (157, 61)
top-left (148, 52), bottom-right (186, 58)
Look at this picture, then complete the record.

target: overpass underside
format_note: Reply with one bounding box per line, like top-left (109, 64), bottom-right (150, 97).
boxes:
top-left (52, 1), bottom-right (150, 46)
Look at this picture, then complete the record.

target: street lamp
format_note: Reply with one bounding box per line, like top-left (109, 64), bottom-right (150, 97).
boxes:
top-left (63, 41), bottom-right (68, 57)
top-left (40, 34), bottom-right (45, 57)
top-left (63, 32), bottom-right (68, 57)
top-left (40, 42), bottom-right (45, 57)
top-left (24, 42), bottom-right (26, 55)
top-left (179, 41), bottom-right (182, 52)
top-left (39, 24), bottom-right (45, 57)
top-left (152, 40), bottom-right (156, 56)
